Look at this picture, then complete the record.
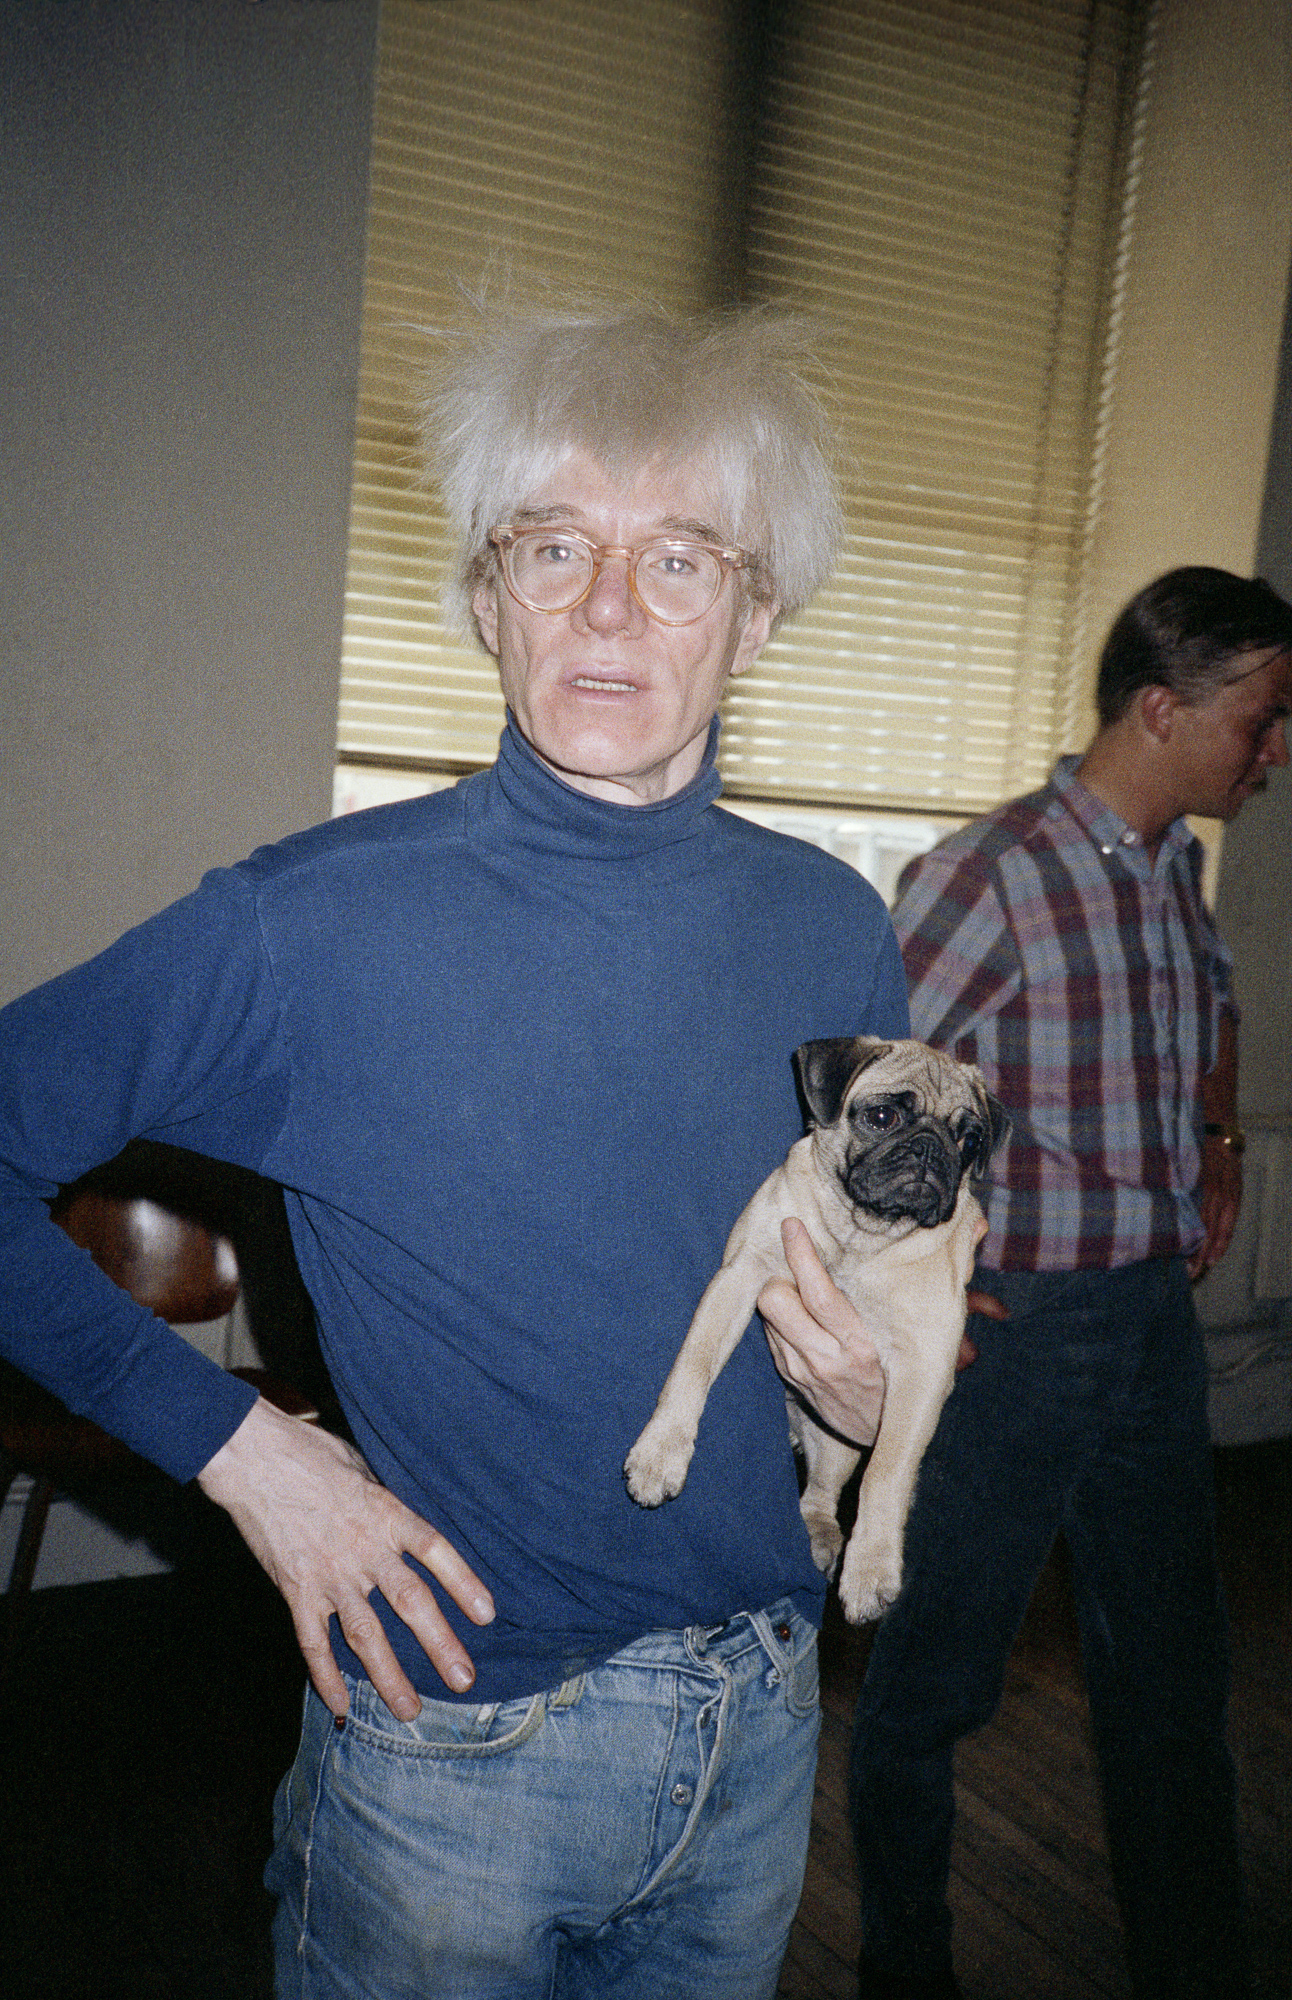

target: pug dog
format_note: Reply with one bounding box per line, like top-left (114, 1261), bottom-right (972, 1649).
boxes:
top-left (624, 1037), bottom-right (1007, 1623)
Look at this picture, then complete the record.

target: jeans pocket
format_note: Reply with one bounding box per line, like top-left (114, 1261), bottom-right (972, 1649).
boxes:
top-left (342, 1674), bottom-right (556, 1760)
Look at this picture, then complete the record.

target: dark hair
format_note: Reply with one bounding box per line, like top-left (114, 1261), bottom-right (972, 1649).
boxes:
top-left (1096, 567), bottom-right (1292, 725)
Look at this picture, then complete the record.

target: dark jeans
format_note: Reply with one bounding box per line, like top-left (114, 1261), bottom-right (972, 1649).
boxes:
top-left (850, 1257), bottom-right (1251, 1999)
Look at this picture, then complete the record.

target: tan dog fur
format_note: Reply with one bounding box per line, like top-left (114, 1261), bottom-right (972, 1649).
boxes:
top-left (624, 1039), bottom-right (999, 1622)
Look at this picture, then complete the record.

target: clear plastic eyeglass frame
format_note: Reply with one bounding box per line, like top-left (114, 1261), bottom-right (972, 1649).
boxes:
top-left (488, 525), bottom-right (753, 627)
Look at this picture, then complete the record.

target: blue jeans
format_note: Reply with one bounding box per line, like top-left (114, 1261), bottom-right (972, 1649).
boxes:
top-left (267, 1598), bottom-right (819, 1999)
top-left (851, 1258), bottom-right (1250, 1998)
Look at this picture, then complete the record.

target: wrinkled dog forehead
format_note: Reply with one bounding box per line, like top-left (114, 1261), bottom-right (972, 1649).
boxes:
top-left (842, 1041), bottom-right (981, 1116)
top-left (793, 1035), bottom-right (994, 1132)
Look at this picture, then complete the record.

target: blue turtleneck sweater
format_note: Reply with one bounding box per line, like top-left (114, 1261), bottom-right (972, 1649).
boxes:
top-left (0, 722), bottom-right (908, 1699)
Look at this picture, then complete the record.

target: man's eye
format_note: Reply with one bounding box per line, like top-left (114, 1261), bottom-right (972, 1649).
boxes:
top-left (648, 544), bottom-right (701, 578)
top-left (534, 539), bottom-right (578, 566)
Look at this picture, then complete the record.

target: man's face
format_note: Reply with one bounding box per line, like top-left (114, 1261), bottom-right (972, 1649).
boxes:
top-left (1172, 646), bottom-right (1292, 820)
top-left (472, 450), bottom-right (775, 806)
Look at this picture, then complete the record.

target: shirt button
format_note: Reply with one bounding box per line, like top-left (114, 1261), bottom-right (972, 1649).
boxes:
top-left (671, 1783), bottom-right (693, 1807)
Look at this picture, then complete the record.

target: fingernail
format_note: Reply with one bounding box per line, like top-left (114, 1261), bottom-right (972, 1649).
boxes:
top-left (446, 1660), bottom-right (474, 1692)
top-left (473, 1593), bottom-right (496, 1623)
top-left (393, 1695), bottom-right (420, 1721)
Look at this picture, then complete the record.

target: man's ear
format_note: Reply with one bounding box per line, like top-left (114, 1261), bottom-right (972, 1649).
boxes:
top-left (472, 580), bottom-right (501, 658)
top-left (728, 599), bottom-right (778, 680)
top-left (1137, 683), bottom-right (1177, 744)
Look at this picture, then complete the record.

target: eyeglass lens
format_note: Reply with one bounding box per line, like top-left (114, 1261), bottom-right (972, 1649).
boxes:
top-left (505, 532), bottom-right (723, 622)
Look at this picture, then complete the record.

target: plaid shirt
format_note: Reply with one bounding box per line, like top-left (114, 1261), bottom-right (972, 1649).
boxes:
top-left (892, 756), bottom-right (1235, 1272)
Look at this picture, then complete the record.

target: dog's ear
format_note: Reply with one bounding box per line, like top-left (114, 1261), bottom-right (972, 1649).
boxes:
top-left (793, 1037), bottom-right (891, 1127)
top-left (986, 1094), bottom-right (1011, 1159)
top-left (953, 1075), bottom-right (1011, 1181)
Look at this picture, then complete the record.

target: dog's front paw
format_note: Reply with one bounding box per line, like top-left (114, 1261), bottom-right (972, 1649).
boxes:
top-left (623, 1417), bottom-right (696, 1508)
top-left (836, 1530), bottom-right (904, 1624)
top-left (798, 1497), bottom-right (844, 1578)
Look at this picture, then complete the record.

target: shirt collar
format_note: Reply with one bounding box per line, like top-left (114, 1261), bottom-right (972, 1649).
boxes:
top-left (1048, 753), bottom-right (1196, 867)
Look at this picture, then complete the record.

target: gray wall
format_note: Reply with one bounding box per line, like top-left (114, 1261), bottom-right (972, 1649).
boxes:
top-left (1216, 281), bottom-right (1292, 1130)
top-left (0, 0), bottom-right (380, 1003)
top-left (1186, 274), bottom-right (1292, 1430)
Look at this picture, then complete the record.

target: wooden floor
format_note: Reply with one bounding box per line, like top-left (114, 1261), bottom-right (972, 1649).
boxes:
top-left (1, 1439), bottom-right (1287, 1998)
top-left (780, 1438), bottom-right (1292, 2000)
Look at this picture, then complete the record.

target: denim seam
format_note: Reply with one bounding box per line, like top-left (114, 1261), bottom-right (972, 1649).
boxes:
top-left (688, 1632), bottom-right (768, 1680)
top-left (682, 1628), bottom-right (763, 1674)
top-left (344, 1688), bottom-right (549, 1762)
top-left (621, 1660), bottom-right (733, 1916)
top-left (749, 1605), bottom-right (818, 1717)
top-left (783, 1636), bottom-right (820, 1719)
top-left (631, 1670), bottom-right (685, 1905)
top-left (295, 1701), bottom-right (336, 1998)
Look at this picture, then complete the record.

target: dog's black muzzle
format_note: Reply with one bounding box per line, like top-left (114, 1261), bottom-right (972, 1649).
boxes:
top-left (843, 1125), bottom-right (961, 1227)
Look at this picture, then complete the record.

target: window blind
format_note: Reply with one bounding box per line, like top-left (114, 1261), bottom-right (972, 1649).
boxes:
top-left (337, 0), bottom-right (1143, 814)
top-left (724, 0), bottom-right (1139, 810)
top-left (336, 0), bottom-right (725, 773)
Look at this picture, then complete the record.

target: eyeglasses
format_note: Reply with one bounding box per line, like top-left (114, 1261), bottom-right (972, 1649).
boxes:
top-left (488, 525), bottom-right (753, 626)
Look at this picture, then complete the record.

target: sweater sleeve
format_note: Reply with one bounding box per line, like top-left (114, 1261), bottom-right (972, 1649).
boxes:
top-left (0, 868), bottom-right (291, 1481)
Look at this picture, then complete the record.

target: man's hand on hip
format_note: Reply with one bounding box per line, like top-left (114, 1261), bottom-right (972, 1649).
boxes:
top-left (197, 1397), bottom-right (495, 1721)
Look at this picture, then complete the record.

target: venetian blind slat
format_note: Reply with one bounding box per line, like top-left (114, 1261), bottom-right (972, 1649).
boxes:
top-left (337, 0), bottom-right (1140, 815)
top-left (337, 0), bottom-right (723, 777)
top-left (717, 0), bottom-right (1134, 810)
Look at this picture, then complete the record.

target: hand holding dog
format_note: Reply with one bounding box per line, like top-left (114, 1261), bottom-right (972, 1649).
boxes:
top-left (198, 1397), bottom-right (495, 1721)
top-left (763, 1216), bottom-right (1002, 1438)
top-left (628, 1038), bottom-right (1006, 1620)
top-left (758, 1217), bottom-right (887, 1446)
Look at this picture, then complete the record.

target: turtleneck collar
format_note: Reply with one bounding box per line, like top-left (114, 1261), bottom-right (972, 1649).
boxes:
top-left (477, 713), bottom-right (723, 859)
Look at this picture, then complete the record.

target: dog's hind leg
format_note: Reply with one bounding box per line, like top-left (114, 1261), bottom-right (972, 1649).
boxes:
top-left (837, 1189), bottom-right (982, 1621)
top-left (836, 1338), bottom-right (958, 1622)
top-left (788, 1399), bottom-right (861, 1576)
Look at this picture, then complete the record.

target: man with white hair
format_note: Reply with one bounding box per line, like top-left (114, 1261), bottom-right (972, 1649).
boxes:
top-left (0, 307), bottom-right (906, 1998)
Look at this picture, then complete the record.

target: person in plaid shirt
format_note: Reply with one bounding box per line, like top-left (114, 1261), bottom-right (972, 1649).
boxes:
top-left (848, 568), bottom-right (1292, 2000)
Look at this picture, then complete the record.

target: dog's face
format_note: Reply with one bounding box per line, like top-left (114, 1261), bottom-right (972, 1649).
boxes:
top-left (793, 1036), bottom-right (1008, 1231)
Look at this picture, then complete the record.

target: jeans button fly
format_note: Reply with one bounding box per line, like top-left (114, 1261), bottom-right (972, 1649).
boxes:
top-left (670, 1783), bottom-right (693, 1807)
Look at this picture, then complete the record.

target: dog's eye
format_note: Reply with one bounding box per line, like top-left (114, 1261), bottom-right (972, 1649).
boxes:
top-left (862, 1104), bottom-right (901, 1132)
top-left (958, 1123), bottom-right (986, 1168)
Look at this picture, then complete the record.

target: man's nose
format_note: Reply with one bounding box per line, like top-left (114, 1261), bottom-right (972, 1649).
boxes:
top-left (578, 554), bottom-right (643, 633)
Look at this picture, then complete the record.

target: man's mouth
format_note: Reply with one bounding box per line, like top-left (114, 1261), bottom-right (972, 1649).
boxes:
top-left (572, 675), bottom-right (638, 693)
